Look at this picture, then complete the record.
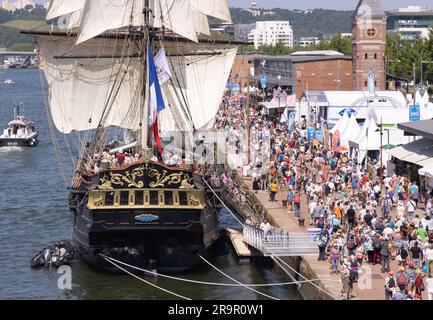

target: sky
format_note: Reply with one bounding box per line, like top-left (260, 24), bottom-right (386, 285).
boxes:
top-left (228, 0), bottom-right (433, 10)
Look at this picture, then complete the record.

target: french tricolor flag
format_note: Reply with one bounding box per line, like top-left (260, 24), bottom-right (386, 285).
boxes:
top-left (148, 41), bottom-right (165, 155)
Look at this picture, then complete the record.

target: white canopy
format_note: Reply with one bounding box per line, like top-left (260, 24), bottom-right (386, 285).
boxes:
top-left (419, 163), bottom-right (433, 178)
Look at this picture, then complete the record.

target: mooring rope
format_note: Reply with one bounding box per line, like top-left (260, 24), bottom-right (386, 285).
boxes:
top-left (202, 178), bottom-right (244, 227)
top-left (272, 255), bottom-right (340, 300)
top-left (101, 256), bottom-right (191, 300)
top-left (197, 254), bottom-right (280, 300)
top-left (100, 254), bottom-right (335, 287)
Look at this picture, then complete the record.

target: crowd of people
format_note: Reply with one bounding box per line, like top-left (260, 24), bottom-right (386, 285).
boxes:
top-left (217, 96), bottom-right (433, 300)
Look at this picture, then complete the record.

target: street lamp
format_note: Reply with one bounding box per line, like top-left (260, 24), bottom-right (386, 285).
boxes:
top-left (376, 118), bottom-right (384, 191)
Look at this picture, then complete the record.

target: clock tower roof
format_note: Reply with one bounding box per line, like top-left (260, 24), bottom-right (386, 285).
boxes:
top-left (354, 0), bottom-right (386, 18)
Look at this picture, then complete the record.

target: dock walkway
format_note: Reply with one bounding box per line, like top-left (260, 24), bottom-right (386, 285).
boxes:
top-left (239, 176), bottom-right (428, 300)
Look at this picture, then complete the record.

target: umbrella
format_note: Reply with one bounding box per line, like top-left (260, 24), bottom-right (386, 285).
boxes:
top-left (383, 144), bottom-right (396, 150)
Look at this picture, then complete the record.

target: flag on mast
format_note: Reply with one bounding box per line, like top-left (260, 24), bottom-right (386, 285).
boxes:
top-left (148, 41), bottom-right (166, 154)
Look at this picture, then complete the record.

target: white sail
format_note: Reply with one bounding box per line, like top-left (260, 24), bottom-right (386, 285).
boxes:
top-left (193, 9), bottom-right (211, 36)
top-left (152, 0), bottom-right (198, 43)
top-left (38, 36), bottom-right (143, 134)
top-left (167, 48), bottom-right (237, 130)
top-left (76, 0), bottom-right (144, 44)
top-left (191, 0), bottom-right (232, 22)
top-left (46, 0), bottom-right (86, 20)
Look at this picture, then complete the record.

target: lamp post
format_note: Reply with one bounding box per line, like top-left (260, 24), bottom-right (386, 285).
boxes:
top-left (380, 118), bottom-right (383, 191)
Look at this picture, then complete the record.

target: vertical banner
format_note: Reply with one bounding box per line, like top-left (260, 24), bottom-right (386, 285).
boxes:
top-left (332, 130), bottom-right (340, 151)
top-left (307, 127), bottom-right (316, 142)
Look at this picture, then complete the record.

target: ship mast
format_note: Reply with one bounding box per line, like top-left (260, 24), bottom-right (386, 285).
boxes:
top-left (141, 0), bottom-right (151, 157)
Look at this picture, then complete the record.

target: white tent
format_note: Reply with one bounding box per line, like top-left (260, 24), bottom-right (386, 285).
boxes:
top-left (339, 114), bottom-right (361, 148)
top-left (349, 118), bottom-right (381, 163)
top-left (330, 111), bottom-right (349, 135)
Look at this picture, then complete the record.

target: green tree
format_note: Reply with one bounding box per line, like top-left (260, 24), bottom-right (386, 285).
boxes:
top-left (7, 42), bottom-right (34, 52)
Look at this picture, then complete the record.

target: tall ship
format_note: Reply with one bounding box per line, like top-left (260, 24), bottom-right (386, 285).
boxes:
top-left (26, 0), bottom-right (238, 273)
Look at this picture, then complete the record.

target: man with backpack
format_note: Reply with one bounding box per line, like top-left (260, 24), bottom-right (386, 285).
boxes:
top-left (341, 262), bottom-right (353, 300)
top-left (381, 238), bottom-right (391, 273)
top-left (317, 231), bottom-right (329, 261)
top-left (385, 271), bottom-right (396, 300)
top-left (381, 195), bottom-right (393, 219)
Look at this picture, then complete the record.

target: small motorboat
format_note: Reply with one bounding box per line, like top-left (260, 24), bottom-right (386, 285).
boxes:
top-left (4, 79), bottom-right (14, 84)
top-left (0, 103), bottom-right (38, 147)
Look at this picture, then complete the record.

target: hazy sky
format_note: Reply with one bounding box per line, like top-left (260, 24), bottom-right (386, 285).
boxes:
top-left (228, 0), bottom-right (433, 10)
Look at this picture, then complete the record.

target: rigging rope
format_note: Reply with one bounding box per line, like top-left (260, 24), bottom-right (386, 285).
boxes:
top-left (202, 178), bottom-right (244, 227)
top-left (37, 52), bottom-right (68, 187)
top-left (197, 254), bottom-right (280, 300)
top-left (101, 256), bottom-right (191, 300)
top-left (272, 255), bottom-right (340, 300)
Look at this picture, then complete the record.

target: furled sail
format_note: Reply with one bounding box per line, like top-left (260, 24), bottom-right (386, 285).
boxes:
top-left (165, 48), bottom-right (237, 130)
top-left (46, 0), bottom-right (86, 20)
top-left (76, 0), bottom-right (144, 44)
top-left (38, 36), bottom-right (143, 134)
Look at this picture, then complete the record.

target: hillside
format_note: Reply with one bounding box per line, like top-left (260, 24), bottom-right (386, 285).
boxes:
top-left (230, 8), bottom-right (353, 37)
top-left (0, 7), bottom-right (47, 49)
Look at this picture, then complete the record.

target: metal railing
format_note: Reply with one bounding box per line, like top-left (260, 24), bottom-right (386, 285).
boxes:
top-left (243, 224), bottom-right (321, 257)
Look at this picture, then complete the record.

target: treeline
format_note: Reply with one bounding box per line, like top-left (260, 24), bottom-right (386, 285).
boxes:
top-left (230, 8), bottom-right (352, 38)
top-left (386, 32), bottom-right (433, 86)
top-left (0, 6), bottom-right (46, 24)
top-left (240, 33), bottom-right (352, 56)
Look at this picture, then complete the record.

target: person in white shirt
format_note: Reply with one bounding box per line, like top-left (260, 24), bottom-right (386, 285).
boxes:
top-left (426, 274), bottom-right (433, 300)
top-left (426, 244), bottom-right (433, 277)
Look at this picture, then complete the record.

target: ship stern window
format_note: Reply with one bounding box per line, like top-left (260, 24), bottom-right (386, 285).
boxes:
top-left (179, 191), bottom-right (188, 206)
top-left (135, 191), bottom-right (144, 205)
top-left (105, 192), bottom-right (115, 206)
top-left (150, 191), bottom-right (158, 205)
top-left (164, 191), bottom-right (173, 206)
top-left (120, 191), bottom-right (129, 205)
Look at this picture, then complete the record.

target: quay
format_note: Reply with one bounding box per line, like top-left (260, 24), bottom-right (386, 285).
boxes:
top-left (225, 172), bottom-right (428, 300)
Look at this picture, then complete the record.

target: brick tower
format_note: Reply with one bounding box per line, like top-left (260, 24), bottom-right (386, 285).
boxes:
top-left (352, 0), bottom-right (387, 91)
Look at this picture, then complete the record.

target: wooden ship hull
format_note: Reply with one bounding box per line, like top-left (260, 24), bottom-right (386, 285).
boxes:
top-left (69, 161), bottom-right (221, 273)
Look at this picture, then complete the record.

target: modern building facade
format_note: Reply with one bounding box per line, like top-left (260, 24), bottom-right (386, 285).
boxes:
top-left (250, 51), bottom-right (353, 98)
top-left (234, 24), bottom-right (256, 42)
top-left (352, 0), bottom-right (387, 91)
top-left (295, 37), bottom-right (321, 47)
top-left (387, 6), bottom-right (433, 40)
top-left (248, 21), bottom-right (294, 49)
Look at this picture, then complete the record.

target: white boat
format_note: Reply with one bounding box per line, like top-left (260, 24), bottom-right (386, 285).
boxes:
top-left (0, 103), bottom-right (38, 147)
top-left (4, 79), bottom-right (14, 84)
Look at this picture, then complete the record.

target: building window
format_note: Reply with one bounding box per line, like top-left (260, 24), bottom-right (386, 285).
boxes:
top-left (135, 191), bottom-right (144, 205)
top-left (365, 53), bottom-right (368, 59)
top-left (365, 81), bottom-right (367, 87)
top-left (374, 53), bottom-right (377, 59)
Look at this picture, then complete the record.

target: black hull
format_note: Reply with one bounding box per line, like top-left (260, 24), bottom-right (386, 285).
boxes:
top-left (71, 199), bottom-right (220, 273)
top-left (0, 137), bottom-right (38, 147)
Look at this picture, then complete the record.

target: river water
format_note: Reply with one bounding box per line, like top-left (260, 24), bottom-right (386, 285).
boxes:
top-left (0, 69), bottom-right (301, 300)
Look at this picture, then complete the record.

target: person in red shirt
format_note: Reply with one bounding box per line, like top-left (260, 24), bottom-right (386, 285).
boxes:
top-left (116, 150), bottom-right (125, 166)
